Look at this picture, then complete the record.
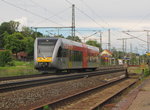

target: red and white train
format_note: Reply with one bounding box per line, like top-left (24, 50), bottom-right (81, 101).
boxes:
top-left (34, 37), bottom-right (99, 72)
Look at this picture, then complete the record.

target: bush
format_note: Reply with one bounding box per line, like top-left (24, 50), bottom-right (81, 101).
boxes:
top-left (0, 50), bottom-right (14, 66)
top-left (144, 69), bottom-right (150, 77)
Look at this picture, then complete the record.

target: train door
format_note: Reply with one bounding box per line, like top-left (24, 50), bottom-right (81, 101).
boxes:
top-left (82, 44), bottom-right (88, 68)
top-left (68, 46), bottom-right (73, 69)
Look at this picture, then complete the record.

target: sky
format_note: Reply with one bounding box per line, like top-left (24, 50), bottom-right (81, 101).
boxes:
top-left (0, 0), bottom-right (150, 54)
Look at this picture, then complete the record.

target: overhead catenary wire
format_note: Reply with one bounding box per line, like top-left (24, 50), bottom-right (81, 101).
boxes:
top-left (67, 0), bottom-right (129, 48)
top-left (30, 0), bottom-right (70, 22)
top-left (78, 0), bottom-right (110, 28)
top-left (1, 0), bottom-right (64, 26)
top-left (122, 31), bottom-right (149, 43)
top-left (65, 0), bottom-right (105, 29)
top-left (32, 6), bottom-right (72, 27)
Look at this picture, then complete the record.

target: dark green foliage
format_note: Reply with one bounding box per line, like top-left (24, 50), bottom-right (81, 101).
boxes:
top-left (66, 36), bottom-right (81, 42)
top-left (54, 34), bottom-right (64, 38)
top-left (0, 50), bottom-right (13, 66)
top-left (86, 40), bottom-right (101, 48)
top-left (144, 69), bottom-right (150, 77)
top-left (0, 21), bottom-right (19, 34)
top-left (25, 37), bottom-right (34, 56)
top-left (4, 32), bottom-right (26, 54)
top-left (21, 26), bottom-right (43, 39)
top-left (0, 21), bottom-right (46, 66)
top-left (0, 21), bottom-right (19, 48)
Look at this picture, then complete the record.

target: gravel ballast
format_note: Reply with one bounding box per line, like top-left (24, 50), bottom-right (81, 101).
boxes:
top-left (0, 72), bottom-right (125, 110)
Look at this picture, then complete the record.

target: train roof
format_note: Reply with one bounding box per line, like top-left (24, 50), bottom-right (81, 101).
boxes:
top-left (36, 37), bottom-right (99, 52)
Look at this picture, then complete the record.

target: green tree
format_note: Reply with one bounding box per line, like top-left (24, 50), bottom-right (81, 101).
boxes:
top-left (66, 36), bottom-right (81, 42)
top-left (32, 31), bottom-right (44, 39)
top-left (21, 26), bottom-right (44, 39)
top-left (0, 21), bottom-right (19, 48)
top-left (21, 26), bottom-right (33, 37)
top-left (0, 50), bottom-right (13, 66)
top-left (25, 37), bottom-right (34, 57)
top-left (54, 34), bottom-right (64, 38)
top-left (86, 40), bottom-right (101, 49)
top-left (0, 21), bottom-right (19, 34)
top-left (4, 32), bottom-right (26, 57)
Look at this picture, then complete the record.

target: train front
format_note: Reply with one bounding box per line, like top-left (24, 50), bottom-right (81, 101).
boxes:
top-left (34, 38), bottom-right (58, 71)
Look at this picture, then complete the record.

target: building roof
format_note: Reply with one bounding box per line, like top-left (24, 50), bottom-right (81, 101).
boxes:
top-left (100, 49), bottom-right (112, 56)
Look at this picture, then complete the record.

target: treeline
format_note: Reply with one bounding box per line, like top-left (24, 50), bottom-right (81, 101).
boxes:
top-left (0, 20), bottom-right (146, 66)
top-left (0, 21), bottom-right (44, 58)
top-left (0, 20), bottom-right (101, 58)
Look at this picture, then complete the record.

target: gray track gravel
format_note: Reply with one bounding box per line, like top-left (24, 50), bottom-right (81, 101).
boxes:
top-left (0, 72), bottom-right (125, 110)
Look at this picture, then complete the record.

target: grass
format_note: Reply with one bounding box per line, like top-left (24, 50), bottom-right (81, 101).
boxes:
top-left (0, 60), bottom-right (40, 77)
top-left (14, 60), bottom-right (34, 66)
top-left (128, 65), bottom-right (150, 80)
top-left (128, 67), bottom-right (146, 74)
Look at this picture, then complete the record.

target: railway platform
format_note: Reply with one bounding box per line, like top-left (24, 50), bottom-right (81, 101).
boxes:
top-left (112, 76), bottom-right (150, 110)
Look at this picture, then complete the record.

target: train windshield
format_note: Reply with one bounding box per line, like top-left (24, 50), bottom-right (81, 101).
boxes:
top-left (37, 39), bottom-right (58, 57)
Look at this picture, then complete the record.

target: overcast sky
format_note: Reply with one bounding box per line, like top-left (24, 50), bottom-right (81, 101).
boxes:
top-left (0, 0), bottom-right (150, 54)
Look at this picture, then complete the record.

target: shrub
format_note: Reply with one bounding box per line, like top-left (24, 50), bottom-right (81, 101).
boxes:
top-left (144, 68), bottom-right (150, 77)
top-left (0, 50), bottom-right (14, 66)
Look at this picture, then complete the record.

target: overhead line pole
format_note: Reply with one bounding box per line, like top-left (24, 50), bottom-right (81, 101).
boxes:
top-left (117, 38), bottom-right (133, 57)
top-left (147, 31), bottom-right (150, 52)
top-left (108, 29), bottom-right (111, 51)
top-left (72, 4), bottom-right (75, 40)
top-left (123, 30), bottom-right (150, 53)
top-left (100, 31), bottom-right (102, 52)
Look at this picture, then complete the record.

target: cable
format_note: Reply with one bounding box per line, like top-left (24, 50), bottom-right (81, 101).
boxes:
top-left (122, 32), bottom-right (148, 43)
top-left (78, 0), bottom-right (110, 27)
top-left (1, 0), bottom-right (64, 26)
top-left (65, 0), bottom-right (104, 28)
top-left (65, 0), bottom-right (124, 40)
top-left (128, 12), bottom-right (150, 30)
top-left (65, 0), bottom-right (132, 51)
top-left (30, 0), bottom-right (69, 21)
top-left (32, 6), bottom-right (72, 27)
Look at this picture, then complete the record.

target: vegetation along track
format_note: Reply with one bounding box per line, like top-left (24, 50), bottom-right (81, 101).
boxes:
top-left (0, 68), bottom-right (125, 93)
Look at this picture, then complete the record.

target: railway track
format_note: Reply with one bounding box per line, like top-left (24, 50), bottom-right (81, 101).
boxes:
top-left (29, 74), bottom-right (133, 110)
top-left (0, 70), bottom-right (128, 110)
top-left (0, 68), bottom-right (125, 93)
top-left (35, 78), bottom-right (137, 110)
top-left (0, 65), bottom-right (124, 82)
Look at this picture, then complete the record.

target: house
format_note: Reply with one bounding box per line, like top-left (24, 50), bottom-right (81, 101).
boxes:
top-left (100, 49), bottom-right (116, 65)
top-left (100, 49), bottom-right (112, 60)
top-left (13, 51), bottom-right (28, 61)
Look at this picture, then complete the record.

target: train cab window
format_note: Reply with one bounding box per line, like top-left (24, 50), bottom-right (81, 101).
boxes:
top-left (37, 39), bottom-right (58, 57)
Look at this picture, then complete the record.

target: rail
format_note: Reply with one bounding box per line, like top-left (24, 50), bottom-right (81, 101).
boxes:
top-left (0, 69), bottom-right (125, 93)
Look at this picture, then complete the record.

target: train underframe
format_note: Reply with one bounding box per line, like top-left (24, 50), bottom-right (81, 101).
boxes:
top-left (36, 63), bottom-right (97, 73)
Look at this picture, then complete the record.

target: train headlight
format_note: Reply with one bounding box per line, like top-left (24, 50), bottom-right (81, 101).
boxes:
top-left (37, 57), bottom-right (52, 62)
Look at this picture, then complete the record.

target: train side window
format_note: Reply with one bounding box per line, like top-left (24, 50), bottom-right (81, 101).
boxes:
top-left (62, 49), bottom-right (68, 57)
top-left (72, 50), bottom-right (82, 61)
top-left (78, 51), bottom-right (82, 61)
